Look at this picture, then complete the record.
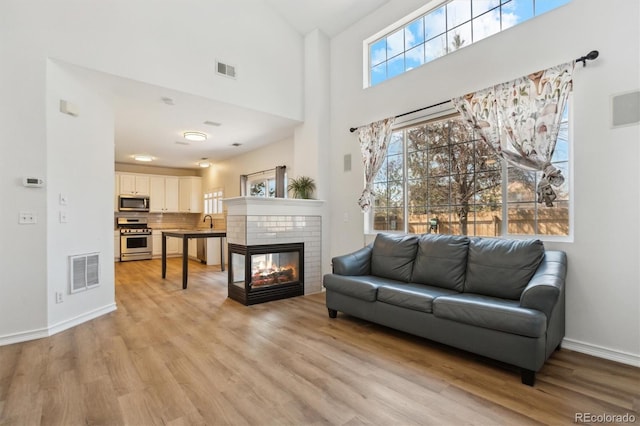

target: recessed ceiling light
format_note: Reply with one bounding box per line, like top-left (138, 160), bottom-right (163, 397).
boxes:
top-left (184, 131), bottom-right (207, 142)
top-left (198, 161), bottom-right (211, 168)
top-left (134, 155), bottom-right (153, 162)
top-left (203, 121), bottom-right (222, 127)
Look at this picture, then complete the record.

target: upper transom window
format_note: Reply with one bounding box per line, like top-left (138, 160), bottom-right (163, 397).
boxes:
top-left (366, 0), bottom-right (571, 87)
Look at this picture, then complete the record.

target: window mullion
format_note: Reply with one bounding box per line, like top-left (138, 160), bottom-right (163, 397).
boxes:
top-left (403, 129), bottom-right (409, 233)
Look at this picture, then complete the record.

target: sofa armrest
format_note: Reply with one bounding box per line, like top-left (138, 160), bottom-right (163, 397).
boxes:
top-left (332, 245), bottom-right (373, 276)
top-left (520, 251), bottom-right (567, 320)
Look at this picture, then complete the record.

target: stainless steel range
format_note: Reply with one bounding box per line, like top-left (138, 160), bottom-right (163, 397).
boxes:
top-left (118, 217), bottom-right (152, 261)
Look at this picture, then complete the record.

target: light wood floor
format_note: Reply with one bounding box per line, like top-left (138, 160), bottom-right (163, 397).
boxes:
top-left (0, 259), bottom-right (638, 425)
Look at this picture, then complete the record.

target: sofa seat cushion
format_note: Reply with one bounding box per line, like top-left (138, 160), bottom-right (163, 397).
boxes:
top-left (433, 294), bottom-right (547, 338)
top-left (371, 233), bottom-right (419, 282)
top-left (377, 283), bottom-right (459, 313)
top-left (411, 234), bottom-right (469, 291)
top-left (323, 274), bottom-right (403, 302)
top-left (465, 237), bottom-right (545, 300)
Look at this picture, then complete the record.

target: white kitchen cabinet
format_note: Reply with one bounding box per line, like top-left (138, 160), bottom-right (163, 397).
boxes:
top-left (179, 177), bottom-right (202, 213)
top-left (188, 239), bottom-right (197, 258)
top-left (149, 176), bottom-right (179, 212)
top-left (114, 174), bottom-right (120, 211)
top-left (206, 237), bottom-right (227, 266)
top-left (114, 231), bottom-right (120, 261)
top-left (170, 238), bottom-right (182, 255)
top-left (152, 231), bottom-right (162, 257)
top-left (152, 230), bottom-right (181, 257)
top-left (120, 174), bottom-right (150, 195)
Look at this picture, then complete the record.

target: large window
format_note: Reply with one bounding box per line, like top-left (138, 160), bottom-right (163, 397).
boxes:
top-left (249, 176), bottom-right (277, 197)
top-left (367, 0), bottom-right (571, 87)
top-left (370, 107), bottom-right (570, 238)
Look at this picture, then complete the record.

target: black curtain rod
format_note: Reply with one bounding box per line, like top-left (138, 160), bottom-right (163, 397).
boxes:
top-left (349, 50), bottom-right (599, 133)
top-left (242, 165), bottom-right (286, 178)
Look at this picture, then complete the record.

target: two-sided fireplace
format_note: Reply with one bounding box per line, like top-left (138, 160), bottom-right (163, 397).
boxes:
top-left (228, 242), bottom-right (304, 305)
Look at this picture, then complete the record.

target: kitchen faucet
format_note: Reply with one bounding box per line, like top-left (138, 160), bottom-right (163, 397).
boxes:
top-left (203, 214), bottom-right (213, 229)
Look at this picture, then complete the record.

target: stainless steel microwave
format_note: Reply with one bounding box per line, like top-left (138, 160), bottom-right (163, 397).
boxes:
top-left (118, 195), bottom-right (150, 212)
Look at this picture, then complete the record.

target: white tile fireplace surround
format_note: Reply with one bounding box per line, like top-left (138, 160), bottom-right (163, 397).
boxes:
top-left (224, 197), bottom-right (325, 294)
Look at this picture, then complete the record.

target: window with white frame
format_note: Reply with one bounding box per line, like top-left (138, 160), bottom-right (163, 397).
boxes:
top-left (369, 104), bottom-right (570, 238)
top-left (366, 0), bottom-right (571, 87)
top-left (248, 175), bottom-right (277, 198)
top-left (204, 188), bottom-right (224, 215)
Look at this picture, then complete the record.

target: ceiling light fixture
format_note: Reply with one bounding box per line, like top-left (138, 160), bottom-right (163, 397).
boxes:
top-left (198, 158), bottom-right (211, 168)
top-left (184, 131), bottom-right (207, 142)
top-left (134, 155), bottom-right (153, 162)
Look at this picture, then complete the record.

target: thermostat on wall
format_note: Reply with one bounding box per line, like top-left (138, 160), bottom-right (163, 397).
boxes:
top-left (23, 177), bottom-right (45, 188)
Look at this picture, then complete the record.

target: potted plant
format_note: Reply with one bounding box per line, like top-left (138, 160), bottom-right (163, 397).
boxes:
top-left (288, 176), bottom-right (316, 199)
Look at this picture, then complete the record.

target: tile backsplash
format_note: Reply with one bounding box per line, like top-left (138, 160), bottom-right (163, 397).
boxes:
top-left (114, 212), bottom-right (225, 230)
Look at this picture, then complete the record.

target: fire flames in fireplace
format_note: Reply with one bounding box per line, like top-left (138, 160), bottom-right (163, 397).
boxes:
top-left (251, 256), bottom-right (298, 287)
top-left (228, 242), bottom-right (304, 305)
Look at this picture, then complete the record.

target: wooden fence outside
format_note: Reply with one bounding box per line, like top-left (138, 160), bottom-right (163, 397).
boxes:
top-left (377, 208), bottom-right (569, 237)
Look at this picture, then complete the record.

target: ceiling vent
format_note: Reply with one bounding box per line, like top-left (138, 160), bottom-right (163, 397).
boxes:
top-left (216, 60), bottom-right (237, 78)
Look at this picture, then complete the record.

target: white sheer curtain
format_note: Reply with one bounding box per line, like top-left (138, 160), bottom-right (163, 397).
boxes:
top-left (357, 117), bottom-right (396, 212)
top-left (452, 62), bottom-right (574, 206)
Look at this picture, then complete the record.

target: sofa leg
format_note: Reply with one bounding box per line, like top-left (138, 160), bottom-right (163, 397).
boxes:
top-left (555, 343), bottom-right (562, 351)
top-left (521, 369), bottom-right (536, 386)
top-left (328, 308), bottom-right (337, 318)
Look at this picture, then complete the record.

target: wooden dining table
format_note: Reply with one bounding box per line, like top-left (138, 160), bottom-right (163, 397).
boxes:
top-left (161, 229), bottom-right (227, 289)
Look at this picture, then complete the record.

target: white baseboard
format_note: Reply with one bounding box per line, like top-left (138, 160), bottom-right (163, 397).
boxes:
top-left (562, 338), bottom-right (640, 367)
top-left (48, 303), bottom-right (117, 336)
top-left (0, 327), bottom-right (50, 346)
top-left (0, 303), bottom-right (117, 346)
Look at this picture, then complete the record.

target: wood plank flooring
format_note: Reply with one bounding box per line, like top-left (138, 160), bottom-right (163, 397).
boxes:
top-left (0, 258), bottom-right (638, 425)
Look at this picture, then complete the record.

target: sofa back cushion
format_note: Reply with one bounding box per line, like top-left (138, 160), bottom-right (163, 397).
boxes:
top-left (371, 233), bottom-right (419, 282)
top-left (411, 234), bottom-right (469, 291)
top-left (465, 237), bottom-right (544, 300)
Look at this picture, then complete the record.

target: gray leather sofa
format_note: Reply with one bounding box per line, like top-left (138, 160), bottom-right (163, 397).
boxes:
top-left (323, 233), bottom-right (567, 386)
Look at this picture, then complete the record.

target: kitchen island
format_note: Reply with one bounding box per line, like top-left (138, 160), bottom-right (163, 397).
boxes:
top-left (161, 230), bottom-right (226, 289)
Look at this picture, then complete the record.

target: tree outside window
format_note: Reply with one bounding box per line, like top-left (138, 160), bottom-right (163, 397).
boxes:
top-left (370, 109), bottom-right (570, 238)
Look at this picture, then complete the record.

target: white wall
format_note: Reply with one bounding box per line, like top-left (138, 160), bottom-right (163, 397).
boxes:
top-left (0, 0), bottom-right (304, 343)
top-left (202, 137), bottom-right (295, 198)
top-left (329, 0), bottom-right (640, 363)
top-left (46, 61), bottom-right (116, 328)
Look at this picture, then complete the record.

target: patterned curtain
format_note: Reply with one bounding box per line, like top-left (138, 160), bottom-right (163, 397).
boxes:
top-left (357, 117), bottom-right (396, 212)
top-left (452, 62), bottom-right (574, 206)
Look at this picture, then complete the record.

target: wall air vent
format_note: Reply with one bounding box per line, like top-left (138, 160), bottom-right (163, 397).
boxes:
top-left (69, 253), bottom-right (100, 293)
top-left (216, 60), bottom-right (237, 78)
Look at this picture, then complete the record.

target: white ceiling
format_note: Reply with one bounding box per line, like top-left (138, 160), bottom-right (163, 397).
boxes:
top-left (82, 0), bottom-right (390, 170)
top-left (266, 0), bottom-right (389, 38)
top-left (111, 78), bottom-right (301, 169)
